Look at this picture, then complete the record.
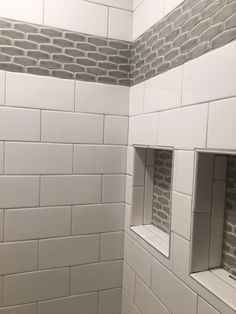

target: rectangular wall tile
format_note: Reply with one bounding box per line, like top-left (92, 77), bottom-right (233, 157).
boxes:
top-left (108, 8), bottom-right (133, 41)
top-left (72, 203), bottom-right (124, 234)
top-left (151, 258), bottom-right (197, 314)
top-left (171, 191), bottom-right (192, 240)
top-left (198, 297), bottom-right (220, 314)
top-left (158, 104), bottom-right (208, 149)
top-left (39, 235), bottom-right (99, 269)
top-left (0, 211), bottom-right (3, 242)
top-left (38, 293), bottom-right (98, 314)
top-left (0, 142), bottom-right (4, 174)
top-left (0, 71), bottom-right (5, 106)
top-left (100, 232), bottom-right (124, 261)
top-left (40, 175), bottom-right (102, 206)
top-left (6, 72), bottom-right (74, 111)
top-left (4, 268), bottom-right (69, 306)
top-left (73, 145), bottom-right (127, 174)
top-left (104, 116), bottom-right (128, 145)
top-left (5, 143), bottom-right (73, 175)
top-left (98, 288), bottom-right (122, 314)
top-left (0, 176), bottom-right (39, 209)
top-left (129, 83), bottom-right (144, 116)
top-left (123, 262), bottom-right (135, 301)
top-left (41, 111), bottom-right (104, 144)
top-left (108, 0), bottom-right (133, 10)
top-left (0, 0), bottom-right (44, 24)
top-left (4, 207), bottom-right (71, 241)
top-left (182, 41), bottom-right (236, 106)
top-left (44, 0), bottom-right (108, 37)
top-left (173, 150), bottom-right (195, 196)
top-left (135, 276), bottom-right (169, 314)
top-left (144, 66), bottom-right (183, 113)
top-left (0, 107), bottom-right (40, 141)
top-left (75, 82), bottom-right (129, 116)
top-left (0, 304), bottom-right (37, 314)
top-left (164, 0), bottom-right (184, 15)
top-left (172, 233), bottom-right (190, 282)
top-left (124, 235), bottom-right (152, 286)
top-left (102, 175), bottom-right (126, 203)
top-left (122, 291), bottom-right (141, 314)
top-left (207, 98), bottom-right (236, 150)
top-left (129, 113), bottom-right (158, 146)
top-left (0, 241), bottom-right (38, 275)
top-left (71, 260), bottom-right (123, 294)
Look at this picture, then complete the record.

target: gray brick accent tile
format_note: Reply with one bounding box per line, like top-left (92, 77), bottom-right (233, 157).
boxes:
top-left (0, 0), bottom-right (235, 86)
top-left (152, 150), bottom-right (173, 234)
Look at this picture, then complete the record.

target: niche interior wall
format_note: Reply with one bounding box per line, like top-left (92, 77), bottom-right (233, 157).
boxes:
top-left (0, 0), bottom-right (236, 314)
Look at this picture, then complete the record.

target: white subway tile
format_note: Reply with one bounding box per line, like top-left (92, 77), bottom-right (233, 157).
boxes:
top-left (4, 207), bottom-right (71, 241)
top-left (151, 258), bottom-right (197, 314)
top-left (104, 116), bottom-right (128, 145)
top-left (0, 107), bottom-right (40, 141)
top-left (41, 111), bottom-right (104, 144)
top-left (40, 175), bottom-right (102, 206)
top-left (0, 71), bottom-right (5, 106)
top-left (129, 83), bottom-right (144, 116)
top-left (44, 0), bottom-right (108, 37)
top-left (75, 81), bottom-right (129, 116)
top-left (72, 203), bottom-right (124, 234)
top-left (164, 0), bottom-right (184, 15)
top-left (0, 241), bottom-right (37, 275)
top-left (122, 291), bottom-right (141, 314)
top-left (0, 277), bottom-right (2, 306)
top-left (0, 142), bottom-right (4, 174)
top-left (102, 175), bottom-right (126, 203)
top-left (38, 293), bottom-right (97, 314)
top-left (198, 297), bottom-right (220, 314)
top-left (123, 262), bottom-right (135, 301)
top-left (182, 41), bottom-right (236, 106)
top-left (5, 143), bottom-right (73, 175)
top-left (108, 0), bottom-right (133, 10)
top-left (73, 145), bottom-right (126, 174)
top-left (133, 0), bottom-right (143, 10)
top-left (98, 288), bottom-right (122, 314)
top-left (6, 73), bottom-right (74, 111)
top-left (0, 0), bottom-right (43, 24)
top-left (133, 0), bottom-right (164, 40)
top-left (207, 98), bottom-right (236, 149)
top-left (135, 276), bottom-right (169, 314)
top-left (0, 304), bottom-right (36, 314)
top-left (173, 150), bottom-right (195, 195)
top-left (171, 192), bottom-right (192, 240)
top-left (129, 113), bottom-right (158, 146)
top-left (100, 232), bottom-right (124, 261)
top-left (124, 235), bottom-right (152, 286)
top-left (144, 66), bottom-right (183, 113)
top-left (108, 8), bottom-right (133, 41)
top-left (71, 260), bottom-right (123, 294)
top-left (0, 211), bottom-right (3, 242)
top-left (0, 176), bottom-right (39, 209)
top-left (39, 235), bottom-right (99, 269)
top-left (4, 268), bottom-right (69, 306)
top-left (158, 104), bottom-right (208, 149)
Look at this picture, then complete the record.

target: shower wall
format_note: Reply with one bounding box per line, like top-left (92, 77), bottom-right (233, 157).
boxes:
top-left (0, 0), bottom-right (131, 313)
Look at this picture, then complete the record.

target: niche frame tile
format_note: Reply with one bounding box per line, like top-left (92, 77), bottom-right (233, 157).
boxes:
top-left (190, 149), bottom-right (236, 312)
top-left (128, 145), bottom-right (174, 258)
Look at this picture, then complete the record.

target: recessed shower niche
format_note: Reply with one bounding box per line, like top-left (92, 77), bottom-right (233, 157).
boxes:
top-left (191, 151), bottom-right (236, 308)
top-left (129, 147), bottom-right (174, 257)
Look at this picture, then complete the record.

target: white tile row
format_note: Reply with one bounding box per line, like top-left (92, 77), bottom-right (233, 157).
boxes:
top-left (0, 174), bottom-right (126, 208)
top-left (0, 0), bottom-right (133, 40)
top-left (2, 71), bottom-right (130, 116)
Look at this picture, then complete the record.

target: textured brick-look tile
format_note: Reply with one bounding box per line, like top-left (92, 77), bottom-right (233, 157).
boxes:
top-left (130, 0), bottom-right (236, 85)
top-left (0, 17), bottom-right (131, 86)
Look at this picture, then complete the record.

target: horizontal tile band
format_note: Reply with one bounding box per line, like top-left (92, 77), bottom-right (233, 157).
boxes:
top-left (0, 0), bottom-right (236, 86)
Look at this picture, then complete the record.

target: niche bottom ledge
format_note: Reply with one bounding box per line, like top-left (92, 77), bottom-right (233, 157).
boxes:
top-left (130, 224), bottom-right (169, 258)
top-left (191, 269), bottom-right (236, 312)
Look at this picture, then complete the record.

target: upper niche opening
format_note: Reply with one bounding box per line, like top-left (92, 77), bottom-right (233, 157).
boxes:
top-left (130, 147), bottom-right (174, 258)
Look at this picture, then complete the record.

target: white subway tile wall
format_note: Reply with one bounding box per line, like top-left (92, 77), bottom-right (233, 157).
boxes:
top-left (0, 71), bottom-right (128, 312)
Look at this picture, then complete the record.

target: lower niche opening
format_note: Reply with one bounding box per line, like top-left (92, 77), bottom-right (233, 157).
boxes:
top-left (130, 147), bottom-right (173, 257)
top-left (191, 151), bottom-right (236, 289)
